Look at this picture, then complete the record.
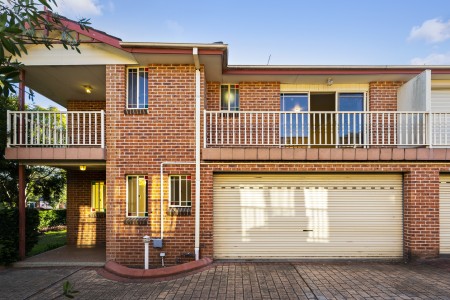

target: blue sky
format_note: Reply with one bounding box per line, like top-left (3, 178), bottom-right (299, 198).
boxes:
top-left (35, 0), bottom-right (450, 108)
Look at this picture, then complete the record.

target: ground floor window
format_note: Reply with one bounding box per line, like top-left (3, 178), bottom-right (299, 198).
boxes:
top-left (127, 175), bottom-right (148, 217)
top-left (91, 181), bottom-right (106, 212)
top-left (170, 175), bottom-right (191, 207)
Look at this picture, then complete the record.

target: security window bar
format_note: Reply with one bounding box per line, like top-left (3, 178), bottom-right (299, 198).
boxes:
top-left (221, 84), bottom-right (239, 111)
top-left (170, 175), bottom-right (192, 207)
top-left (127, 175), bottom-right (148, 217)
top-left (91, 181), bottom-right (106, 212)
top-left (127, 67), bottom-right (149, 109)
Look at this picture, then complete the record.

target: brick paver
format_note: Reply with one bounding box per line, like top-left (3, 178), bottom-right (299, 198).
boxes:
top-left (0, 262), bottom-right (449, 299)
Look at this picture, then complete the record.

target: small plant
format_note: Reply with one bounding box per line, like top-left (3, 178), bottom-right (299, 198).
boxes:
top-left (62, 281), bottom-right (78, 298)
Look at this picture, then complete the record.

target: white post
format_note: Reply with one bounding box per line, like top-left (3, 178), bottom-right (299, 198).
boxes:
top-left (6, 110), bottom-right (10, 147)
top-left (101, 110), bottom-right (105, 148)
top-left (143, 235), bottom-right (150, 269)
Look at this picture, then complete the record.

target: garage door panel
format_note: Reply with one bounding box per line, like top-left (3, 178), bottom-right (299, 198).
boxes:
top-left (214, 174), bottom-right (403, 259)
top-left (440, 175), bottom-right (450, 254)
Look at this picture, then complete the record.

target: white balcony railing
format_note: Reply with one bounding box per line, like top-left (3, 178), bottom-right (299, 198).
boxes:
top-left (7, 110), bottom-right (105, 148)
top-left (204, 111), bottom-right (450, 148)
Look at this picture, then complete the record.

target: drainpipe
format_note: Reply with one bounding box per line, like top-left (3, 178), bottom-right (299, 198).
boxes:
top-left (193, 48), bottom-right (201, 261)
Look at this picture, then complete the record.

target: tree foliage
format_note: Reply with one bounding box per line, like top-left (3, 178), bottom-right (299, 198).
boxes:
top-left (0, 96), bottom-right (66, 207)
top-left (0, 0), bottom-right (90, 97)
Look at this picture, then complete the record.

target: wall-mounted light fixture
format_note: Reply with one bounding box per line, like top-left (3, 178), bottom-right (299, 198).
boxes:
top-left (79, 165), bottom-right (87, 171)
top-left (83, 85), bottom-right (93, 94)
top-left (327, 78), bottom-right (333, 86)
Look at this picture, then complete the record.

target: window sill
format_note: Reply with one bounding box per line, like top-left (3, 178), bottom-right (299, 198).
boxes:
top-left (168, 207), bottom-right (191, 216)
top-left (124, 217), bottom-right (148, 225)
top-left (124, 109), bottom-right (148, 115)
top-left (89, 211), bottom-right (106, 218)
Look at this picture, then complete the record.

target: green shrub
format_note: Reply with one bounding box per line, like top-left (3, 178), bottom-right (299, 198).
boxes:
top-left (39, 209), bottom-right (66, 230)
top-left (0, 207), bottom-right (40, 265)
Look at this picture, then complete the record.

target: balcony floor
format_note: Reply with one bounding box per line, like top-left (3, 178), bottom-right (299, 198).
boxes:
top-left (202, 147), bottom-right (450, 161)
top-left (5, 147), bottom-right (106, 161)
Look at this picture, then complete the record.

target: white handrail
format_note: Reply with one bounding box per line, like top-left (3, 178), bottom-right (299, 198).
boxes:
top-left (7, 110), bottom-right (105, 148)
top-left (204, 111), bottom-right (450, 148)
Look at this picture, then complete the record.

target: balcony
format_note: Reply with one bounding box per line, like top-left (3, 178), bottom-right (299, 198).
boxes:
top-left (203, 111), bottom-right (450, 161)
top-left (5, 111), bottom-right (105, 161)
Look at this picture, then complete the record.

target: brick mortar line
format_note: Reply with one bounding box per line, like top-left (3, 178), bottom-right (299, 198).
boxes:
top-left (23, 267), bottom-right (83, 300)
top-left (291, 263), bottom-right (319, 300)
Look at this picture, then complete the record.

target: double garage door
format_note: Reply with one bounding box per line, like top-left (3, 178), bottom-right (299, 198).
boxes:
top-left (214, 173), bottom-right (403, 259)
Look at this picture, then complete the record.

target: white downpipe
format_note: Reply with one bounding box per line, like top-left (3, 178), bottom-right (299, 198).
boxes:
top-left (193, 47), bottom-right (201, 261)
top-left (160, 163), bottom-right (164, 239)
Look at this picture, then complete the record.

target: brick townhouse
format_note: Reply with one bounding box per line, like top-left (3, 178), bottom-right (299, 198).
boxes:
top-left (6, 18), bottom-right (450, 266)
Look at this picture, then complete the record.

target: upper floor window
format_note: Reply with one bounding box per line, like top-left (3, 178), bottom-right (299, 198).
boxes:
top-left (91, 181), bottom-right (106, 212)
top-left (127, 67), bottom-right (148, 109)
top-left (221, 84), bottom-right (239, 111)
top-left (169, 175), bottom-right (191, 207)
top-left (127, 175), bottom-right (148, 217)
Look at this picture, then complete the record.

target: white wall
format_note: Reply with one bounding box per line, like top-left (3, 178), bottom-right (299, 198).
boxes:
top-left (397, 70), bottom-right (431, 111)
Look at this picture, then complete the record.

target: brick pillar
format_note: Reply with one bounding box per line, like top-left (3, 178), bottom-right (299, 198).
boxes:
top-left (403, 169), bottom-right (440, 260)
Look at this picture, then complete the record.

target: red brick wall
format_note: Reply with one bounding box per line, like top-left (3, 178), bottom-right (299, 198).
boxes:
top-left (206, 82), bottom-right (220, 111)
top-left (239, 82), bottom-right (280, 111)
top-left (199, 163), bottom-right (442, 260)
top-left (403, 169), bottom-right (440, 259)
top-left (67, 100), bottom-right (106, 111)
top-left (206, 82), bottom-right (280, 111)
top-left (67, 170), bottom-right (106, 245)
top-left (66, 100), bottom-right (106, 146)
top-left (106, 64), bottom-right (205, 265)
top-left (369, 81), bottom-right (404, 111)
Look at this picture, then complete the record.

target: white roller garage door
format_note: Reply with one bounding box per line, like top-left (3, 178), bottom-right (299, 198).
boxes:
top-left (431, 90), bottom-right (450, 147)
top-left (214, 173), bottom-right (403, 259)
top-left (440, 175), bottom-right (450, 254)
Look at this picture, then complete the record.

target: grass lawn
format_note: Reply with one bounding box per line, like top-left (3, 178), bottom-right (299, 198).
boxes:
top-left (28, 230), bottom-right (67, 257)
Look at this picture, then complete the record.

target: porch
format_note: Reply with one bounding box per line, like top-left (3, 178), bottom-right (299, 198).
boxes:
top-left (13, 245), bottom-right (106, 267)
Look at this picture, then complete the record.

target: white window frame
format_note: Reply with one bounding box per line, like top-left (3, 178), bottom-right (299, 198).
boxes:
top-left (126, 175), bottom-right (148, 217)
top-left (169, 175), bottom-right (192, 207)
top-left (91, 181), bottom-right (106, 212)
top-left (220, 84), bottom-right (240, 111)
top-left (126, 67), bottom-right (149, 109)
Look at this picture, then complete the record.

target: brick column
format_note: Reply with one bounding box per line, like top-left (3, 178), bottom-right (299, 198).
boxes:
top-left (403, 169), bottom-right (440, 260)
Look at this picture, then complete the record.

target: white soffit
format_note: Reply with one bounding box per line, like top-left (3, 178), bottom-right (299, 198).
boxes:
top-left (19, 43), bottom-right (137, 66)
top-left (24, 65), bottom-right (106, 107)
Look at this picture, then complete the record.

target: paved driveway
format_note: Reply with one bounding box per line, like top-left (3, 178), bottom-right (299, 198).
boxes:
top-left (1, 261), bottom-right (450, 299)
